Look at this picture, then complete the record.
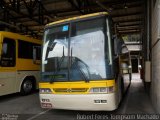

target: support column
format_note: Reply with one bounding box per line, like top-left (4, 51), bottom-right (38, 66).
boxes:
top-left (144, 0), bottom-right (151, 82)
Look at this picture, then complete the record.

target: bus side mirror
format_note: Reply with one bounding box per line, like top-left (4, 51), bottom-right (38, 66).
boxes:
top-left (121, 46), bottom-right (128, 54)
top-left (0, 42), bottom-right (2, 60)
top-left (113, 36), bottom-right (119, 56)
top-left (33, 46), bottom-right (41, 65)
top-left (113, 36), bottom-right (125, 56)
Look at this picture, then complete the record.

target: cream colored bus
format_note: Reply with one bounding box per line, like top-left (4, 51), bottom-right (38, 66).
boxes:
top-left (0, 31), bottom-right (41, 96)
top-left (39, 12), bottom-right (132, 111)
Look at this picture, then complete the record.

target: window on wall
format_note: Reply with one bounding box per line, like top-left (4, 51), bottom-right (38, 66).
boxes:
top-left (18, 40), bottom-right (41, 59)
top-left (0, 38), bottom-right (16, 67)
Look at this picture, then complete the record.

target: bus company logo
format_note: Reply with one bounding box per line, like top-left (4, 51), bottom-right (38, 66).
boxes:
top-left (67, 88), bottom-right (72, 92)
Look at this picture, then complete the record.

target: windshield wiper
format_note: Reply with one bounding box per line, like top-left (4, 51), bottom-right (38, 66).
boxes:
top-left (75, 63), bottom-right (90, 83)
top-left (49, 47), bottom-right (91, 83)
top-left (70, 48), bottom-right (90, 83)
top-left (49, 41), bottom-right (56, 51)
top-left (57, 46), bottom-right (65, 71)
top-left (50, 46), bottom-right (65, 83)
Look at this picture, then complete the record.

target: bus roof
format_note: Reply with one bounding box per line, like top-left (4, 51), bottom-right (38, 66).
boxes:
top-left (0, 31), bottom-right (41, 44)
top-left (46, 12), bottom-right (108, 27)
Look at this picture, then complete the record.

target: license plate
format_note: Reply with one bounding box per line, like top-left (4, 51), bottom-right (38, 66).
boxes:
top-left (41, 103), bottom-right (52, 108)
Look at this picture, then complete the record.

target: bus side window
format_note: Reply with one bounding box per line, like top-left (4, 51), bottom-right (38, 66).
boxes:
top-left (33, 46), bottom-right (41, 64)
top-left (0, 38), bottom-right (16, 67)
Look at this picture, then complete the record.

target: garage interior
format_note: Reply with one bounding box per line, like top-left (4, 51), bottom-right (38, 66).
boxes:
top-left (0, 0), bottom-right (160, 116)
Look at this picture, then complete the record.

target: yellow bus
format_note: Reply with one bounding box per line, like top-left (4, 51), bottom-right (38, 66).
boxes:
top-left (39, 12), bottom-right (132, 111)
top-left (0, 31), bottom-right (41, 96)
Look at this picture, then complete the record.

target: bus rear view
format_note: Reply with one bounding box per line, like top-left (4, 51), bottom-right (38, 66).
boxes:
top-left (39, 12), bottom-right (131, 111)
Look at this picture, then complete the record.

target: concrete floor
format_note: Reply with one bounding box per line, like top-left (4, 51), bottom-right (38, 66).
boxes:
top-left (0, 74), bottom-right (156, 120)
top-left (117, 73), bottom-right (155, 114)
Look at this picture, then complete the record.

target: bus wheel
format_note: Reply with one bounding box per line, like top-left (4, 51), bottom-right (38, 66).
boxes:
top-left (20, 79), bottom-right (33, 95)
top-left (121, 77), bottom-right (124, 97)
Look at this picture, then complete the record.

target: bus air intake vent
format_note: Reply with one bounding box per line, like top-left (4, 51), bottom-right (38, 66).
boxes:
top-left (53, 88), bottom-right (88, 93)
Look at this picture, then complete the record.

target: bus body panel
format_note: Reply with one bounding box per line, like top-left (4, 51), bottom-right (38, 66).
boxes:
top-left (119, 52), bottom-right (132, 94)
top-left (40, 93), bottom-right (118, 111)
top-left (39, 79), bottom-right (120, 111)
top-left (16, 71), bottom-right (40, 92)
top-left (0, 72), bottom-right (16, 96)
top-left (17, 58), bottom-right (40, 71)
top-left (0, 71), bottom-right (40, 96)
top-left (39, 80), bottom-right (115, 94)
top-left (0, 32), bottom-right (41, 45)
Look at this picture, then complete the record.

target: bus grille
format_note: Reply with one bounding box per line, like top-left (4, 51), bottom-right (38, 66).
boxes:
top-left (53, 88), bottom-right (88, 93)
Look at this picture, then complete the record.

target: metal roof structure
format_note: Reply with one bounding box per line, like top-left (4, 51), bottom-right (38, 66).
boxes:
top-left (0, 0), bottom-right (145, 38)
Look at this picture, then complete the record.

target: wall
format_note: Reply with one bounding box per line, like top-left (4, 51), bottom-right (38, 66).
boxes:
top-left (151, 0), bottom-right (160, 113)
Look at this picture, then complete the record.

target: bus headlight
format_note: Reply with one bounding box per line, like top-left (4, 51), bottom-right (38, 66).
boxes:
top-left (89, 86), bottom-right (114, 94)
top-left (39, 88), bottom-right (52, 94)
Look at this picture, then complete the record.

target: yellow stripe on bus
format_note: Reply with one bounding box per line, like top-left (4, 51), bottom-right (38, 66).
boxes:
top-left (46, 12), bottom-right (108, 27)
top-left (39, 79), bottom-right (115, 94)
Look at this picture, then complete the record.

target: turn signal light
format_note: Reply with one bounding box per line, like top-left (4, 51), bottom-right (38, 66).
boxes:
top-left (89, 86), bottom-right (114, 94)
top-left (39, 88), bottom-right (52, 94)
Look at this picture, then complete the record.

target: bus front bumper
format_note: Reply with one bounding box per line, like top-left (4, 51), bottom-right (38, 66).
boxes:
top-left (39, 93), bottom-right (118, 111)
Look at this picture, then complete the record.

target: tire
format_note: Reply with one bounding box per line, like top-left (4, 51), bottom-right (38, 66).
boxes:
top-left (121, 77), bottom-right (124, 97)
top-left (20, 79), bottom-right (33, 95)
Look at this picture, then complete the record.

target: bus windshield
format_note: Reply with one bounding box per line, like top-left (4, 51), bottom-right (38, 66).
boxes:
top-left (42, 16), bottom-right (114, 82)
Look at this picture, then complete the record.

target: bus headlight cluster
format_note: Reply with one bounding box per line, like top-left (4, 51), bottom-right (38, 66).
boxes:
top-left (39, 88), bottom-right (52, 94)
top-left (89, 86), bottom-right (114, 94)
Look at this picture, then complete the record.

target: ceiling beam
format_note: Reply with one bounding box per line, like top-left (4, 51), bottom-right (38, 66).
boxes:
top-left (119, 29), bottom-right (140, 33)
top-left (111, 12), bottom-right (142, 17)
top-left (118, 23), bottom-right (142, 27)
top-left (95, 0), bottom-right (111, 13)
top-left (118, 21), bottom-right (142, 25)
top-left (0, 0), bottom-right (145, 38)
top-left (3, 0), bottom-right (143, 20)
top-left (101, 0), bottom-right (144, 6)
top-left (119, 31), bottom-right (141, 35)
top-left (0, 0), bottom-right (41, 24)
top-left (113, 18), bottom-right (142, 23)
top-left (118, 28), bottom-right (141, 31)
top-left (117, 25), bottom-right (141, 28)
top-left (67, 0), bottom-right (84, 14)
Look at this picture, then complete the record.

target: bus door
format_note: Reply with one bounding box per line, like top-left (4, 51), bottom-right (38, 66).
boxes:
top-left (0, 37), bottom-right (16, 96)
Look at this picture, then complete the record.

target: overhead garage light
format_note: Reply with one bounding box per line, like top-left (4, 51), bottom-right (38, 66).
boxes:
top-left (124, 5), bottom-right (128, 9)
top-left (124, 3), bottom-right (128, 9)
top-left (54, 15), bottom-right (57, 18)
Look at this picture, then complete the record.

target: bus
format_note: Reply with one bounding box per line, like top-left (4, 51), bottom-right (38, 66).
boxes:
top-left (39, 12), bottom-right (132, 111)
top-left (0, 31), bottom-right (41, 96)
